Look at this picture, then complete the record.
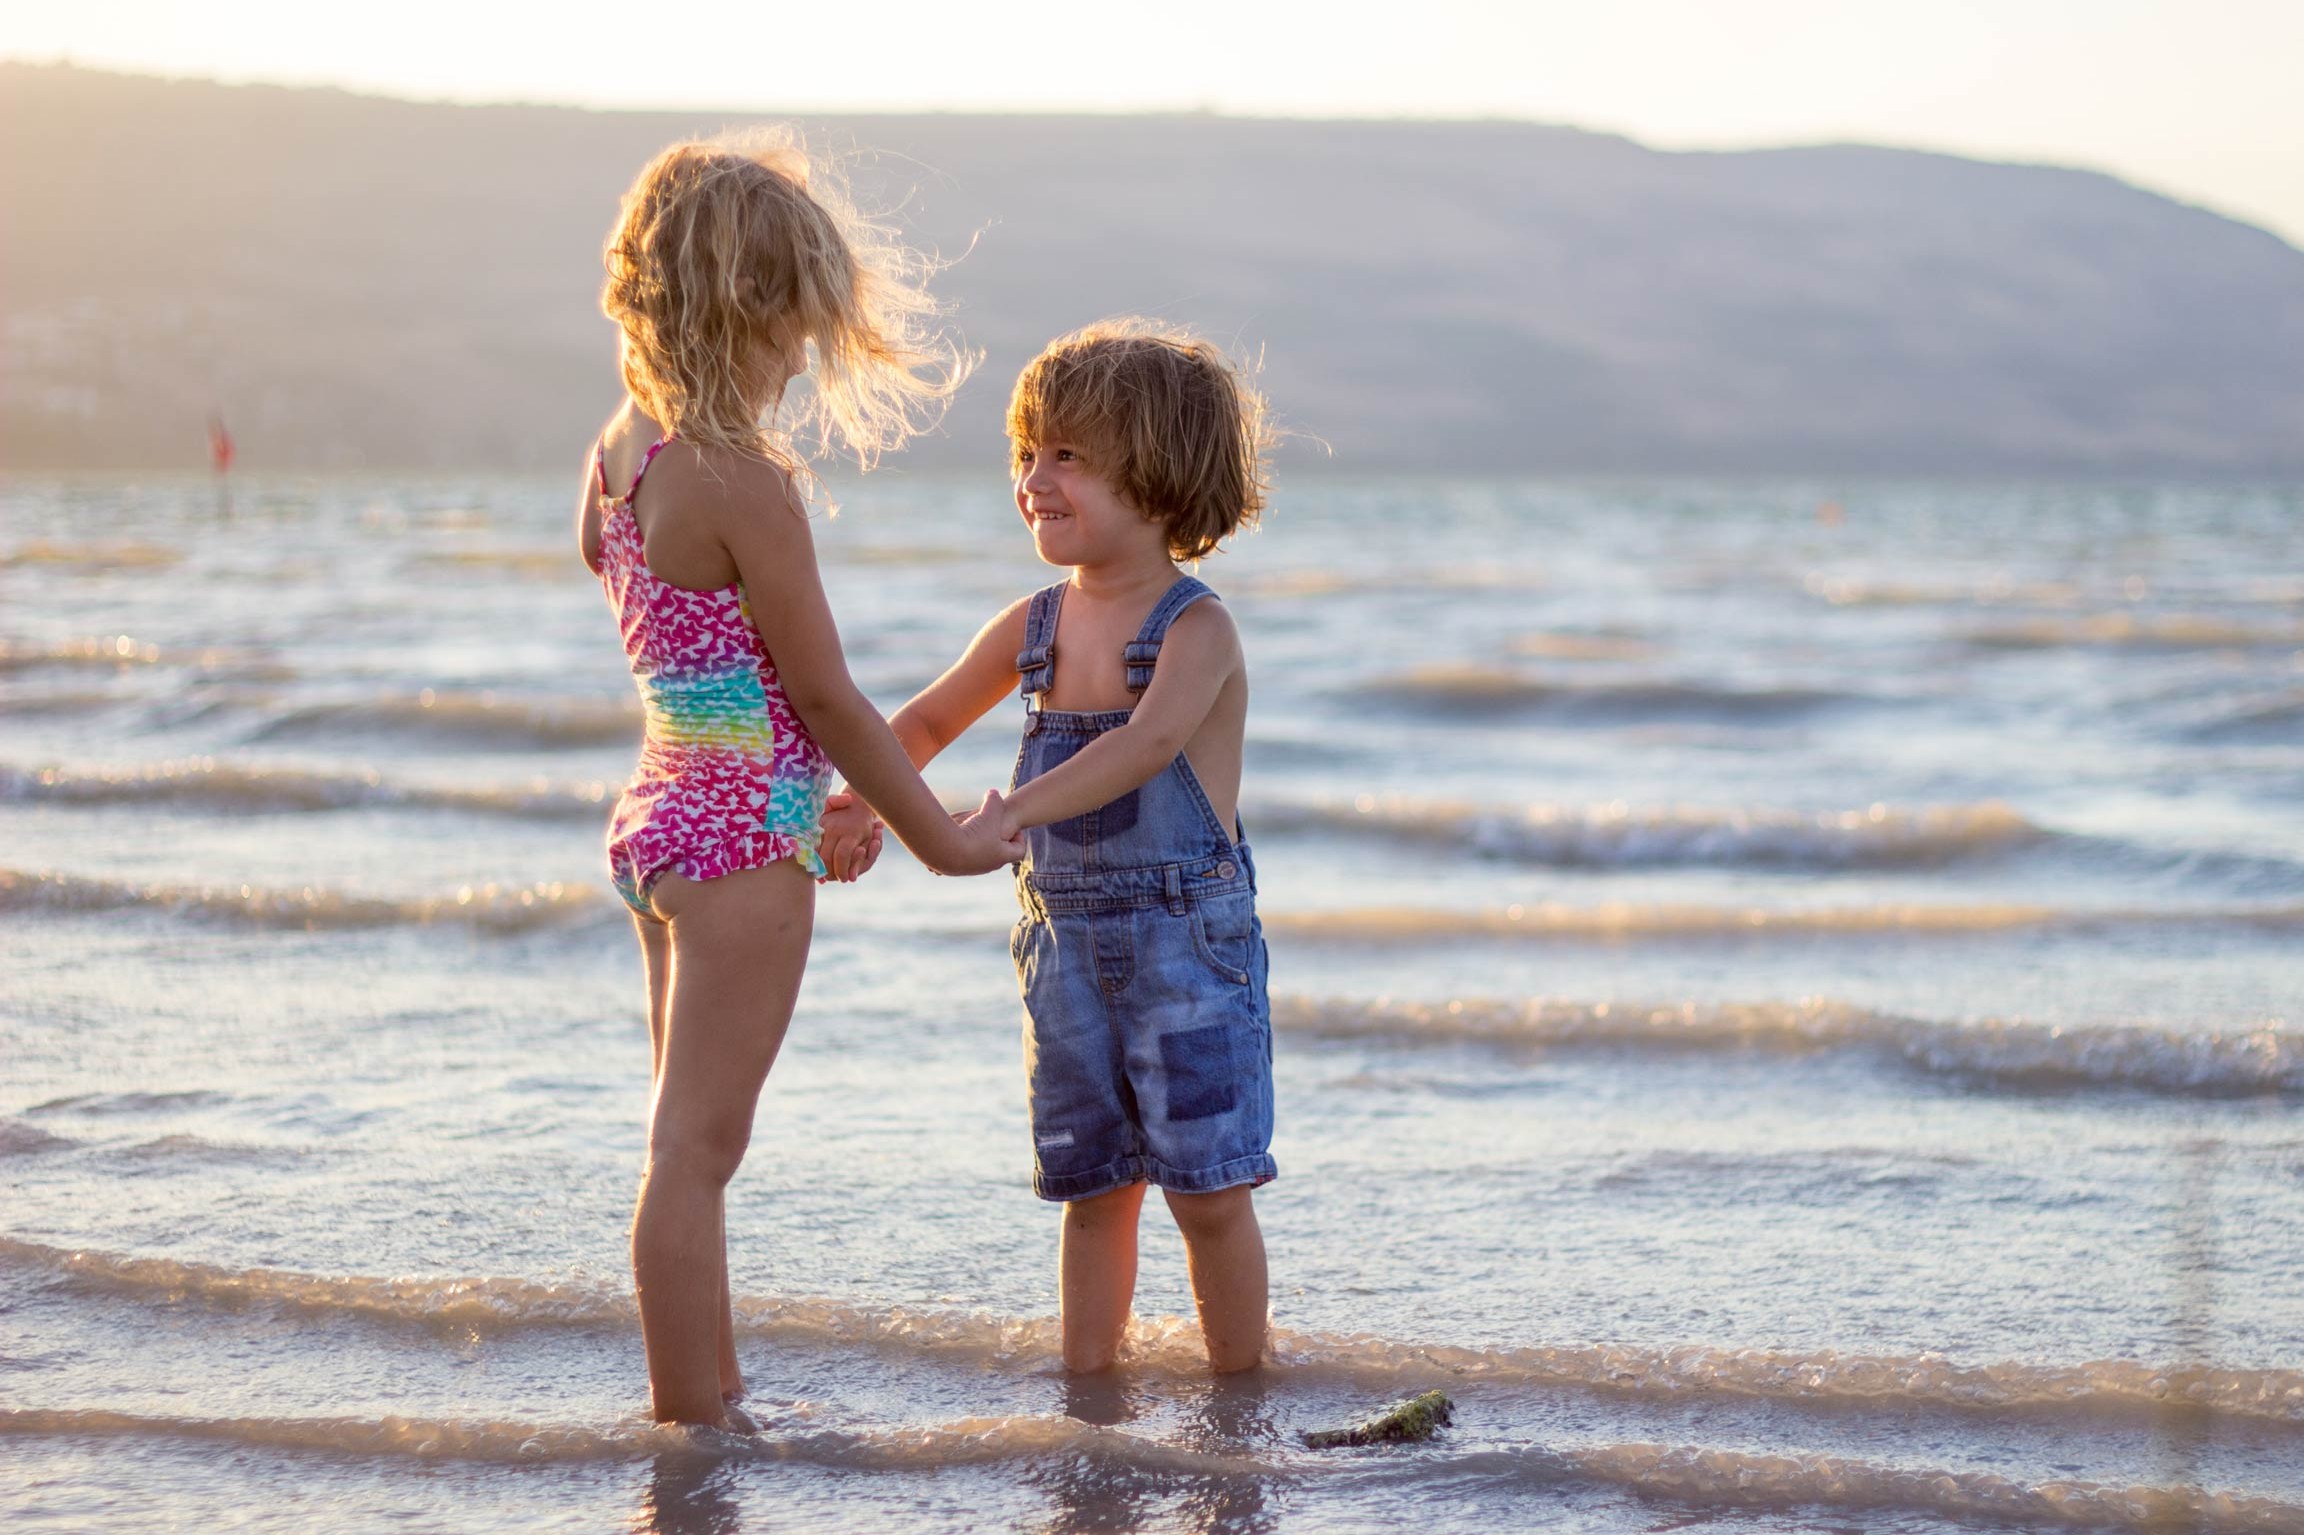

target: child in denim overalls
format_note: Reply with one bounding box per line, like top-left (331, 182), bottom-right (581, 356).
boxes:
top-left (824, 319), bottom-right (1277, 1373)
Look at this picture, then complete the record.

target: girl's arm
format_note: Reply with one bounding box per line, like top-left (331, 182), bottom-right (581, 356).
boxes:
top-left (697, 451), bottom-right (1019, 875)
top-left (995, 600), bottom-right (1241, 835)
top-left (574, 448), bottom-right (605, 575)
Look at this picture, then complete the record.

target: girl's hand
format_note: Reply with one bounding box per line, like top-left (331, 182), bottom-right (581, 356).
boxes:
top-left (936, 789), bottom-right (1026, 875)
top-left (817, 791), bottom-right (885, 884)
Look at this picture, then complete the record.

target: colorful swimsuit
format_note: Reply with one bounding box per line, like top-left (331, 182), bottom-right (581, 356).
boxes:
top-left (596, 435), bottom-right (831, 915)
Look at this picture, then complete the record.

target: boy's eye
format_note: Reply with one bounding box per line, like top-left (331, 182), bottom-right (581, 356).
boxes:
top-left (1055, 449), bottom-right (1076, 462)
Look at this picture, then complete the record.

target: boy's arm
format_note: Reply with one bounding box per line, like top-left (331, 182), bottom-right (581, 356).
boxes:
top-left (997, 600), bottom-right (1240, 834)
top-left (822, 598), bottom-right (1030, 880)
top-left (883, 597), bottom-right (1033, 771)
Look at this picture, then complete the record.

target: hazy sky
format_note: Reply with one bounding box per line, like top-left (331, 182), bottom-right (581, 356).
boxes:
top-left (9, 0), bottom-right (2301, 244)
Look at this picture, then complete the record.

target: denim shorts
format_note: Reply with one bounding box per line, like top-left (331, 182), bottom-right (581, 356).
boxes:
top-left (1011, 855), bottom-right (1277, 1202)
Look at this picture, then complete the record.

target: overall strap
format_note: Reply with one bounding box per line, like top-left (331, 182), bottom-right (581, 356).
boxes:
top-left (1015, 581), bottom-right (1069, 704)
top-left (1123, 576), bottom-right (1217, 694)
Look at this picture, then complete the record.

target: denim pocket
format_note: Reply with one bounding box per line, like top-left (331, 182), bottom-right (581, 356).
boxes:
top-left (1187, 894), bottom-right (1255, 986)
top-left (1010, 915), bottom-right (1038, 990)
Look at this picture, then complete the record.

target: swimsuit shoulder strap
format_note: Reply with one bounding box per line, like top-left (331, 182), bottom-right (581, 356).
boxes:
top-left (598, 433), bottom-right (677, 505)
top-left (1123, 576), bottom-right (1217, 695)
top-left (1015, 580), bottom-right (1070, 704)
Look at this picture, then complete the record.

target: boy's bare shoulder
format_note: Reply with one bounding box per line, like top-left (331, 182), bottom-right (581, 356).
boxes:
top-left (1171, 591), bottom-right (1241, 642)
top-left (1166, 591), bottom-right (1243, 666)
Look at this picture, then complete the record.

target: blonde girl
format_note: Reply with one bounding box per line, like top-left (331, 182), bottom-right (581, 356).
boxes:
top-left (578, 134), bottom-right (1017, 1428)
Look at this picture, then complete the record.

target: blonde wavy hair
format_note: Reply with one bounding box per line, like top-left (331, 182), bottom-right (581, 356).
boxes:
top-left (602, 130), bottom-right (968, 467)
top-left (1008, 318), bottom-right (1273, 560)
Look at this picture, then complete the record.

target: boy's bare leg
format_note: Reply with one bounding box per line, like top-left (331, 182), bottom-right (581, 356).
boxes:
top-left (630, 862), bottom-right (812, 1426)
top-left (1165, 1186), bottom-right (1267, 1373)
top-left (635, 914), bottom-right (744, 1405)
top-left (1060, 1183), bottom-right (1147, 1372)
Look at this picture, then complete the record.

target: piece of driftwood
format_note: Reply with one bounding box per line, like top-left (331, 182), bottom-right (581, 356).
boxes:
top-left (1302, 1389), bottom-right (1454, 1448)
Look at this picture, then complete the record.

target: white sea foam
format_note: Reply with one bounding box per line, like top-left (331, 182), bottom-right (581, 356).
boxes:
top-left (1481, 1440), bottom-right (2304, 1533)
top-left (1363, 666), bottom-right (1854, 721)
top-left (0, 634), bottom-right (290, 678)
top-left (1271, 996), bottom-right (2303, 1094)
top-left (253, 690), bottom-right (640, 748)
top-left (7, 1239), bottom-right (2297, 1427)
top-left (3, 1406), bottom-right (2297, 1531)
top-left (0, 1403), bottom-right (1266, 1476)
top-left (0, 760), bottom-right (613, 818)
top-left (1262, 900), bottom-right (2304, 943)
top-left (1249, 796), bottom-right (2042, 868)
top-left (0, 869), bottom-right (600, 933)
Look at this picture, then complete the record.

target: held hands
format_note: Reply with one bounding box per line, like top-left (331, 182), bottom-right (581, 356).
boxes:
top-left (816, 791), bottom-right (885, 884)
top-left (939, 788), bottom-right (1026, 875)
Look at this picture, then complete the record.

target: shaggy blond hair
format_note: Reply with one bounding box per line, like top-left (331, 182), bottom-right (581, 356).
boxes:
top-left (1007, 319), bottom-right (1271, 561)
top-left (602, 130), bottom-right (967, 467)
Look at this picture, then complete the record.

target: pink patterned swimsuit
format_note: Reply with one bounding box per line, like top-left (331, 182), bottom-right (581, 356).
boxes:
top-left (596, 436), bottom-right (831, 915)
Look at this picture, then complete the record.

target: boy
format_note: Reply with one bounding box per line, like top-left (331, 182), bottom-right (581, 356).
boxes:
top-left (826, 318), bottom-right (1277, 1372)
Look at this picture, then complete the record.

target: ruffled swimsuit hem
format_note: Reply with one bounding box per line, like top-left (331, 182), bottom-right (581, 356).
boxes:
top-left (610, 824), bottom-right (827, 916)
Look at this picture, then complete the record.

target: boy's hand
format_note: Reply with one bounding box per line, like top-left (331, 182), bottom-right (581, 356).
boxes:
top-left (817, 790), bottom-right (885, 883)
top-left (940, 789), bottom-right (1026, 874)
top-left (970, 787), bottom-right (1022, 843)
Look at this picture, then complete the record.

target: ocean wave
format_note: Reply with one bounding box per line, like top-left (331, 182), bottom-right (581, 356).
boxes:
top-left (1362, 666), bottom-right (1856, 722)
top-left (0, 541), bottom-right (183, 571)
top-left (825, 544), bottom-right (981, 567)
top-left (0, 760), bottom-right (613, 819)
top-left (0, 1122), bottom-right (78, 1157)
top-left (1249, 796), bottom-right (2041, 869)
top-left (0, 1404), bottom-right (671, 1464)
top-left (5, 1404), bottom-right (2293, 1529)
top-left (7, 1238), bottom-right (2298, 1428)
top-left (0, 869), bottom-right (601, 933)
top-left (2187, 693), bottom-right (2304, 743)
top-left (1271, 997), bottom-right (2303, 1095)
top-left (251, 690), bottom-right (640, 748)
top-left (1260, 900), bottom-right (2304, 943)
top-left (0, 635), bottom-right (290, 679)
top-left (27, 1089), bottom-right (236, 1116)
top-left (5, 1405), bottom-right (2298, 1531)
top-left (0, 1403), bottom-right (1265, 1476)
top-left (1478, 1441), bottom-right (2304, 1534)
top-left (1966, 613), bottom-right (2304, 651)
top-left (1233, 568), bottom-right (1543, 599)
top-left (407, 548), bottom-right (576, 578)
top-left (1802, 575), bottom-right (2084, 608)
top-left (1508, 632), bottom-right (1662, 661)
top-left (0, 689), bottom-right (122, 717)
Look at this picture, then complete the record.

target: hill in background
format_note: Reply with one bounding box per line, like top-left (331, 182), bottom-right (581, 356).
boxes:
top-left (4, 64), bottom-right (2301, 474)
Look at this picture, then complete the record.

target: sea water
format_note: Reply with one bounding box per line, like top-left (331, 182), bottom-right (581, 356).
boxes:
top-left (2, 471), bottom-right (2300, 1533)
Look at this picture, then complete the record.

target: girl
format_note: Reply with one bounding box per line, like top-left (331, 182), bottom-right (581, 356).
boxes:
top-left (578, 134), bottom-right (1019, 1429)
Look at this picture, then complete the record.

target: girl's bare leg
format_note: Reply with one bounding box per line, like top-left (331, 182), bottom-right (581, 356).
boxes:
top-left (1060, 1182), bottom-right (1147, 1373)
top-left (1164, 1186), bottom-right (1267, 1373)
top-left (633, 914), bottom-right (744, 1404)
top-left (630, 861), bottom-right (813, 1425)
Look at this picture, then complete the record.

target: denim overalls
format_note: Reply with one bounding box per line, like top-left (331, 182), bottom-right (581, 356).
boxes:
top-left (1008, 575), bottom-right (1277, 1202)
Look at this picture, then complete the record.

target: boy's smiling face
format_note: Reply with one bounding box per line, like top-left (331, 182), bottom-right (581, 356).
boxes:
top-left (1013, 438), bottom-right (1166, 570)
